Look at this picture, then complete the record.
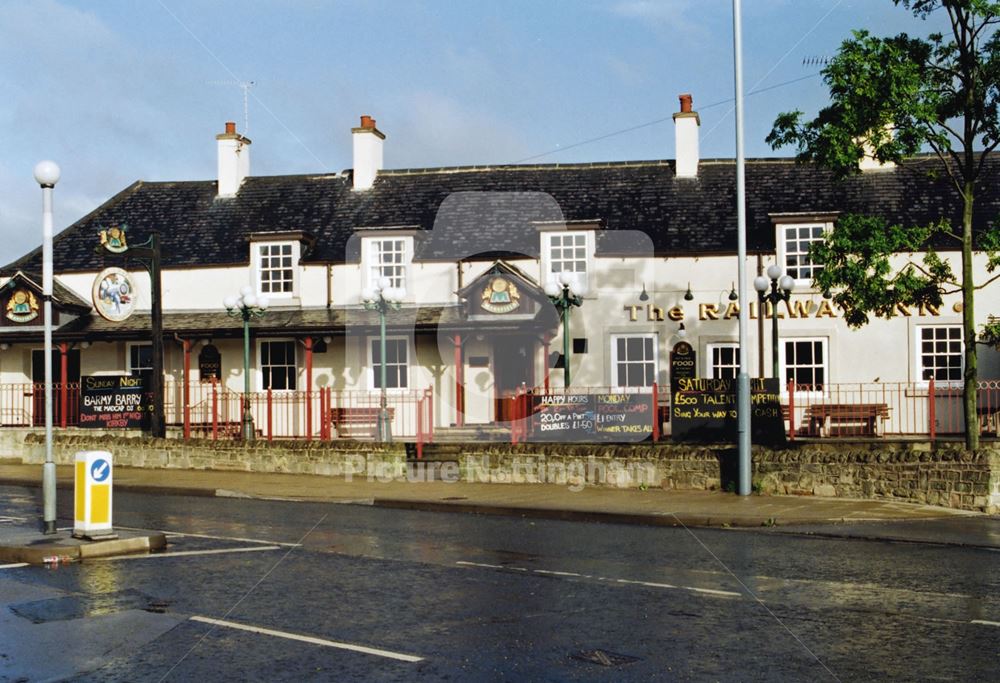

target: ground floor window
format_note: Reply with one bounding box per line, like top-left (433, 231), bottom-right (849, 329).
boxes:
top-left (917, 325), bottom-right (963, 383)
top-left (260, 340), bottom-right (297, 391)
top-left (782, 338), bottom-right (826, 390)
top-left (127, 343), bottom-right (152, 375)
top-left (610, 334), bottom-right (657, 388)
top-left (370, 337), bottom-right (409, 389)
top-left (706, 343), bottom-right (739, 380)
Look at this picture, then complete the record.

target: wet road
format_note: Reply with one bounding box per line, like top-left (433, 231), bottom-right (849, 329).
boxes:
top-left (1, 485), bottom-right (998, 681)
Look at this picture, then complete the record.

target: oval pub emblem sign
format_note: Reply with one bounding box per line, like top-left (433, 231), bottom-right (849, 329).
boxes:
top-left (92, 267), bottom-right (137, 322)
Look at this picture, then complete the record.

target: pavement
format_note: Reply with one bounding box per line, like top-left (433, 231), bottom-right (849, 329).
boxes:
top-left (0, 462), bottom-right (985, 540)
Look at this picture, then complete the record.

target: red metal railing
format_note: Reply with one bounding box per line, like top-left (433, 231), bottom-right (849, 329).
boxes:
top-left (783, 380), bottom-right (1000, 438)
top-left (0, 383), bottom-right (80, 427)
top-left (4, 379), bottom-right (1000, 442)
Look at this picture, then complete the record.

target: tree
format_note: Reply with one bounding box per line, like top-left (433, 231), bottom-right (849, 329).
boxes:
top-left (767, 0), bottom-right (1000, 449)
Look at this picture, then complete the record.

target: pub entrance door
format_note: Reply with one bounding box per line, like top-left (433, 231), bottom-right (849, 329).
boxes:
top-left (31, 348), bottom-right (81, 426)
top-left (493, 335), bottom-right (534, 423)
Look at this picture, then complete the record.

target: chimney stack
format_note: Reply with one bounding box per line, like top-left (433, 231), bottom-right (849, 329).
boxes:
top-left (673, 93), bottom-right (700, 178)
top-left (352, 115), bottom-right (385, 191)
top-left (216, 121), bottom-right (251, 197)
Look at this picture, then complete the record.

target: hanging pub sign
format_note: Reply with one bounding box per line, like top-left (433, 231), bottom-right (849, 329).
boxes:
top-left (98, 224), bottom-right (129, 254)
top-left (78, 375), bottom-right (152, 429)
top-left (4, 289), bottom-right (39, 324)
top-left (670, 341), bottom-right (697, 382)
top-left (198, 344), bottom-right (221, 381)
top-left (92, 267), bottom-right (137, 322)
top-left (670, 377), bottom-right (786, 445)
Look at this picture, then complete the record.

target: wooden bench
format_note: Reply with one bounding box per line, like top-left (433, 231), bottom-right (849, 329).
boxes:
top-left (329, 407), bottom-right (395, 439)
top-left (803, 403), bottom-right (890, 437)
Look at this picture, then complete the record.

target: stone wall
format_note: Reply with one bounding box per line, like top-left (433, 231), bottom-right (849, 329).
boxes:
top-left (454, 442), bottom-right (999, 512)
top-left (3, 430), bottom-right (997, 513)
top-left (14, 431), bottom-right (407, 479)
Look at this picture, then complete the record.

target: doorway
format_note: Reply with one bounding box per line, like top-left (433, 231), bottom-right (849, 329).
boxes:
top-left (493, 335), bottom-right (534, 423)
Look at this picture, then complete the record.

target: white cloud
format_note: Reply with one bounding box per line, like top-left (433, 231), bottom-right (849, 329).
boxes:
top-left (610, 0), bottom-right (706, 37)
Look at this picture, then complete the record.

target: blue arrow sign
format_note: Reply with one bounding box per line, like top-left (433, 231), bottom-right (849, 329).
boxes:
top-left (90, 459), bottom-right (110, 483)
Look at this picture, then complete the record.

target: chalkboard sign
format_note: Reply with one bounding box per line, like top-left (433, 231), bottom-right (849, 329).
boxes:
top-left (670, 377), bottom-right (785, 445)
top-left (78, 375), bottom-right (152, 429)
top-left (529, 392), bottom-right (653, 442)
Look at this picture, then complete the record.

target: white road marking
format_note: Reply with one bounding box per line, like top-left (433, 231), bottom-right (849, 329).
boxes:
top-left (190, 616), bottom-right (424, 663)
top-left (116, 526), bottom-right (302, 547)
top-left (456, 561), bottom-right (742, 598)
top-left (971, 619), bottom-right (1000, 627)
top-left (0, 563), bottom-right (29, 569)
top-left (0, 515), bottom-right (28, 523)
top-left (94, 546), bottom-right (282, 561)
top-left (534, 569), bottom-right (584, 577)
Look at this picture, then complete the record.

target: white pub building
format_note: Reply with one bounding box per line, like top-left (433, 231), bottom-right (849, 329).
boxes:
top-left (2, 97), bottom-right (998, 440)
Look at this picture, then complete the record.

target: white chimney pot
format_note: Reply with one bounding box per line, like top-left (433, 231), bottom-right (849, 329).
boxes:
top-left (352, 115), bottom-right (385, 191)
top-left (216, 121), bottom-right (251, 197)
top-left (673, 93), bottom-right (700, 179)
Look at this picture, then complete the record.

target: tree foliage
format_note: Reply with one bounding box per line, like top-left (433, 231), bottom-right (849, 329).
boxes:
top-left (768, 1), bottom-right (1000, 449)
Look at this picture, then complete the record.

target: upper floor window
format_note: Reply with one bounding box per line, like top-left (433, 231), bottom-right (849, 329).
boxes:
top-left (917, 325), bottom-right (963, 384)
top-left (255, 242), bottom-right (298, 297)
top-left (366, 237), bottom-right (411, 291)
top-left (544, 231), bottom-right (591, 290)
top-left (781, 224), bottom-right (825, 281)
top-left (706, 343), bottom-right (740, 380)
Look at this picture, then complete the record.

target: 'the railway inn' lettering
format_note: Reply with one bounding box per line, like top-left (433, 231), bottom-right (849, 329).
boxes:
top-left (625, 300), bottom-right (942, 322)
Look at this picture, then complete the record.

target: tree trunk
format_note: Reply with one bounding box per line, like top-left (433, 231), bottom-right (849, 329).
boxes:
top-left (962, 182), bottom-right (978, 450)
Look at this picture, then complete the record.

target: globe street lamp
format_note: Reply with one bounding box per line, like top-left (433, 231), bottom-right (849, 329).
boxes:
top-left (753, 264), bottom-right (795, 379)
top-left (362, 278), bottom-right (404, 442)
top-left (34, 160), bottom-right (59, 535)
top-left (544, 272), bottom-right (585, 388)
top-left (224, 287), bottom-right (269, 440)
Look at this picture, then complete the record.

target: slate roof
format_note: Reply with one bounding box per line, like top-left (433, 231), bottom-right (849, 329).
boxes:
top-left (4, 155), bottom-right (998, 275)
top-left (1, 271), bottom-right (92, 312)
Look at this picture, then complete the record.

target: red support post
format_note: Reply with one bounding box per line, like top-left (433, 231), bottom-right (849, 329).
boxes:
top-left (58, 343), bottom-right (68, 429)
top-left (304, 337), bottom-right (313, 441)
top-left (928, 377), bottom-right (936, 441)
top-left (453, 335), bottom-right (464, 427)
top-left (325, 387), bottom-right (332, 441)
top-left (182, 339), bottom-right (192, 440)
top-left (788, 380), bottom-right (796, 441)
top-left (211, 378), bottom-right (218, 441)
top-left (426, 386), bottom-right (434, 443)
top-left (651, 382), bottom-right (659, 442)
top-left (267, 387), bottom-right (274, 442)
top-left (416, 394), bottom-right (424, 460)
top-left (319, 387), bottom-right (326, 440)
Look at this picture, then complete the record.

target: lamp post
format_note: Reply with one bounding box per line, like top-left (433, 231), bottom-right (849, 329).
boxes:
top-left (544, 272), bottom-right (585, 388)
top-left (224, 286), bottom-right (269, 441)
top-left (753, 264), bottom-right (795, 379)
top-left (362, 277), bottom-right (404, 442)
top-left (34, 160), bottom-right (59, 534)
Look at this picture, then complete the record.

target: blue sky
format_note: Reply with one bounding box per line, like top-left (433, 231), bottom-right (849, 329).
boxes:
top-left (1, 0), bottom-right (950, 261)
